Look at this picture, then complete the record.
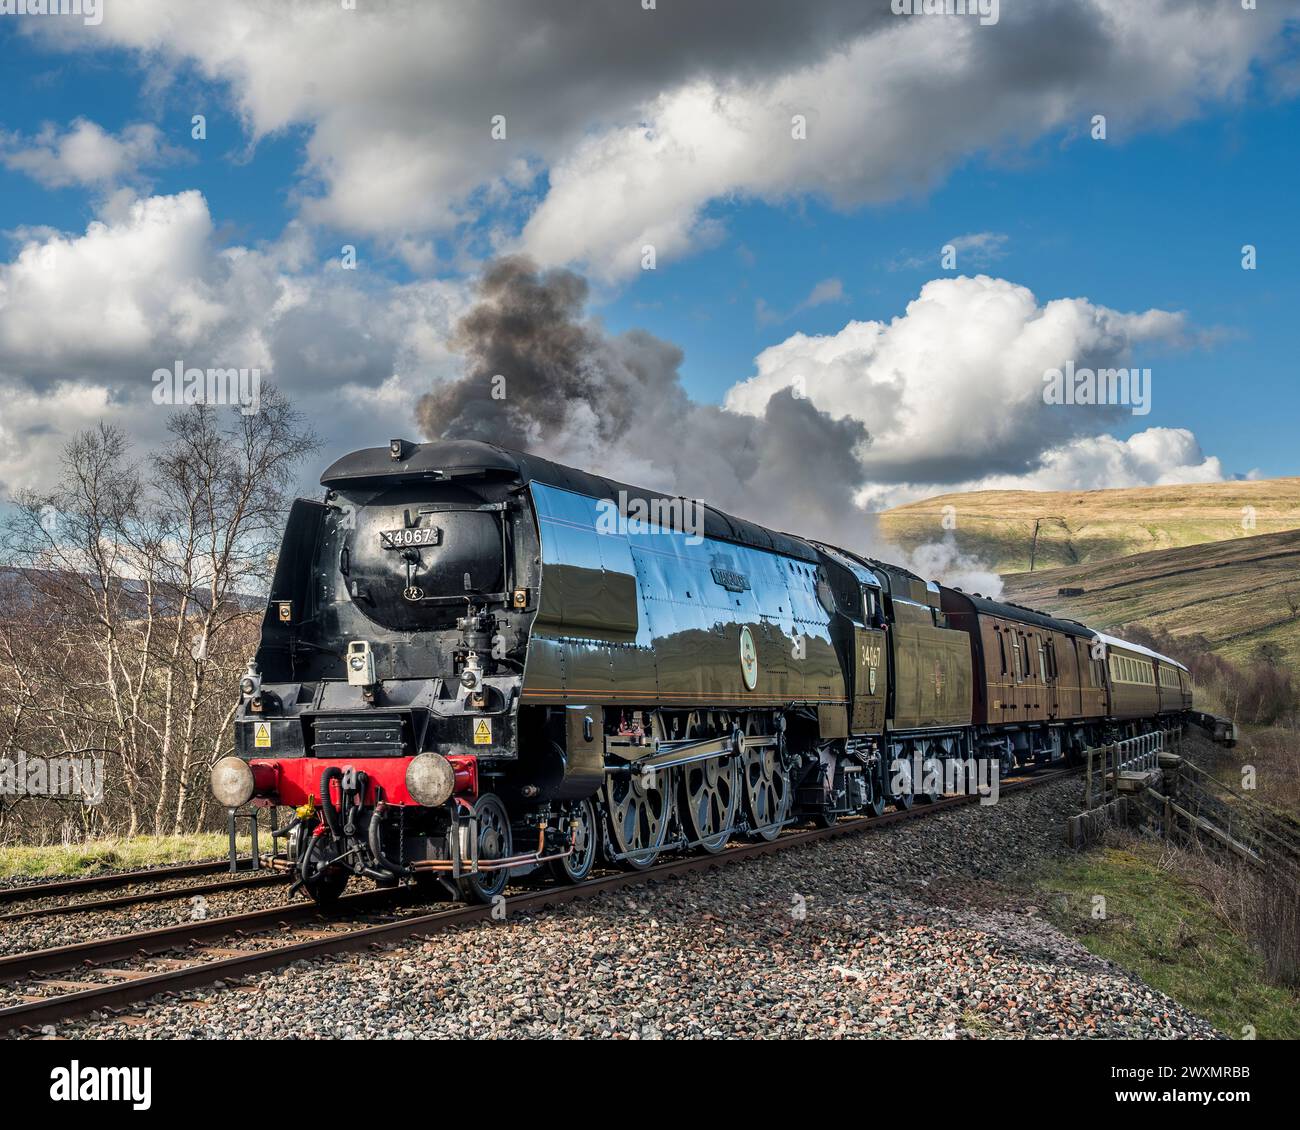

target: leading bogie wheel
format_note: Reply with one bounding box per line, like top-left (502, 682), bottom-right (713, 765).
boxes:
top-left (550, 796), bottom-right (598, 884)
top-left (303, 865), bottom-right (348, 905)
top-left (456, 792), bottom-right (513, 904)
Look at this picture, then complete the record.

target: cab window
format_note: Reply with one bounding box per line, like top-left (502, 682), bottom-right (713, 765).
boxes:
top-left (863, 588), bottom-right (879, 626)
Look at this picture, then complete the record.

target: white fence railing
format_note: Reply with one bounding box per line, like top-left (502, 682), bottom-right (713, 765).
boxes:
top-left (1083, 728), bottom-right (1179, 812)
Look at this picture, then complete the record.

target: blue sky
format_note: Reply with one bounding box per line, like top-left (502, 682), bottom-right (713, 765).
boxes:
top-left (0, 2), bottom-right (1297, 519)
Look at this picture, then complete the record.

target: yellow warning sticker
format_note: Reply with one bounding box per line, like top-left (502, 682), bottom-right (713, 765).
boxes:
top-left (472, 718), bottom-right (492, 746)
top-left (254, 722), bottom-right (271, 749)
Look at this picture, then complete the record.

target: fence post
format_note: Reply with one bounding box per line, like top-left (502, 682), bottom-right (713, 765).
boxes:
top-left (1085, 746), bottom-right (1093, 811)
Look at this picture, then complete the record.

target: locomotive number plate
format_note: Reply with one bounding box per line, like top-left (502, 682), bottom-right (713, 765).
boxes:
top-left (380, 527), bottom-right (440, 548)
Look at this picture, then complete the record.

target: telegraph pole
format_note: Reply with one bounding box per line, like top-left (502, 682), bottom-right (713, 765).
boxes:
top-left (1028, 516), bottom-right (1069, 572)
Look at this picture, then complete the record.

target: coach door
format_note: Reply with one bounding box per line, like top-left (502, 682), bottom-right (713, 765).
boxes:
top-left (852, 586), bottom-right (887, 734)
top-left (1041, 633), bottom-right (1060, 718)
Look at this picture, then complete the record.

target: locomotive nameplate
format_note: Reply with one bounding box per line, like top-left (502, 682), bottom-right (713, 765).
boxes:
top-left (710, 566), bottom-right (751, 593)
top-left (380, 526), bottom-right (441, 548)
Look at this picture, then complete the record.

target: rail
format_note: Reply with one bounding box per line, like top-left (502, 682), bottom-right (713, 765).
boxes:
top-left (0, 859), bottom-right (252, 906)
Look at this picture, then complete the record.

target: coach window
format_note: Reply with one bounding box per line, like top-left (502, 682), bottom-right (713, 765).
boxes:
top-left (997, 628), bottom-right (1008, 677)
top-left (1010, 631), bottom-right (1023, 681)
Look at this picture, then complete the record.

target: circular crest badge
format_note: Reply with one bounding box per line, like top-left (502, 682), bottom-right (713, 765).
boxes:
top-left (402, 585), bottom-right (425, 602)
top-left (739, 625), bottom-right (758, 690)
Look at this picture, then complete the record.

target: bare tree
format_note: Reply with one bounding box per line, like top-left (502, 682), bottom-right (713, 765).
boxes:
top-left (152, 392), bottom-right (317, 832)
top-left (0, 389), bottom-right (316, 844)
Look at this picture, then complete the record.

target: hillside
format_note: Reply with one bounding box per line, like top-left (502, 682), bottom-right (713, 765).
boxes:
top-left (880, 477), bottom-right (1300, 574)
top-left (999, 528), bottom-right (1300, 669)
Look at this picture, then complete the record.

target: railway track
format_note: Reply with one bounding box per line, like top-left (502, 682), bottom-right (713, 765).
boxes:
top-left (0, 766), bottom-right (1074, 1034)
top-left (0, 859), bottom-right (252, 906)
top-left (0, 870), bottom-right (287, 924)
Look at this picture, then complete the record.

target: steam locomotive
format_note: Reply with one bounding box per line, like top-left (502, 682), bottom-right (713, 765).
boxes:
top-left (210, 439), bottom-right (1197, 903)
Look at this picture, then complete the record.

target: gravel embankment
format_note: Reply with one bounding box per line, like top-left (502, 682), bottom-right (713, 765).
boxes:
top-left (19, 777), bottom-right (1221, 1039)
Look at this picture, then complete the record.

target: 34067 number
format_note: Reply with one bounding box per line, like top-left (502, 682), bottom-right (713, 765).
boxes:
top-left (381, 527), bottom-right (440, 547)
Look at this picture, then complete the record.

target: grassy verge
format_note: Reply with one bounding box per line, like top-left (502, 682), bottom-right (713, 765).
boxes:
top-left (1038, 838), bottom-right (1300, 1040)
top-left (0, 833), bottom-right (253, 881)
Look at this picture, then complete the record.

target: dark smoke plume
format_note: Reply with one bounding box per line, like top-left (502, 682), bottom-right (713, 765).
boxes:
top-left (417, 255), bottom-right (876, 546)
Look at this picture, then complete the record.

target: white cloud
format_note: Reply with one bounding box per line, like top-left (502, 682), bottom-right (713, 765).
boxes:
top-left (978, 428), bottom-right (1226, 494)
top-left (800, 277), bottom-right (846, 309)
top-left (0, 191), bottom-right (467, 497)
top-left (724, 274), bottom-right (1220, 508)
top-left (892, 231), bottom-right (1009, 272)
top-left (28, 1), bottom-right (883, 250)
top-left (1, 119), bottom-right (170, 188)
top-left (22, 1), bottom-right (1290, 272)
top-left (756, 276), bottom-right (846, 326)
top-left (0, 380), bottom-right (117, 494)
top-left (0, 191), bottom-right (223, 369)
top-left (946, 232), bottom-right (1009, 265)
top-left (521, 2), bottom-right (1285, 276)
